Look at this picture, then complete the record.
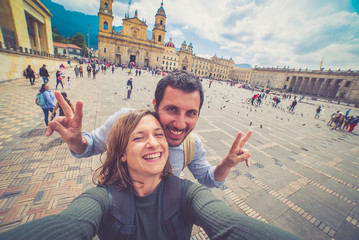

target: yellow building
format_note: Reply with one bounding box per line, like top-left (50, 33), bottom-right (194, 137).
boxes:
top-left (162, 38), bottom-right (178, 71)
top-left (0, 0), bottom-right (66, 81)
top-left (98, 0), bottom-right (235, 79)
top-left (98, 0), bottom-right (165, 68)
top-left (0, 0), bottom-right (53, 54)
top-left (229, 67), bottom-right (253, 84)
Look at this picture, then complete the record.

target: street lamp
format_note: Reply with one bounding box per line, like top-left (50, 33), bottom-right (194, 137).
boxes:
top-left (66, 37), bottom-right (69, 59)
top-left (88, 25), bottom-right (92, 59)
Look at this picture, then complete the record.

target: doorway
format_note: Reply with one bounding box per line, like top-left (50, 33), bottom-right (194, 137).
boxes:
top-left (130, 55), bottom-right (136, 64)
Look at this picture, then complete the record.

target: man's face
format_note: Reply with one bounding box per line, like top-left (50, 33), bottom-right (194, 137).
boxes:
top-left (154, 86), bottom-right (200, 147)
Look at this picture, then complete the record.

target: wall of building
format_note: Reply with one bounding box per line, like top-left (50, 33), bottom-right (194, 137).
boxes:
top-left (0, 50), bottom-right (66, 82)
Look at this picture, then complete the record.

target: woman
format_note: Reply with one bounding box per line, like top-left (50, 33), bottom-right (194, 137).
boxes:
top-left (39, 84), bottom-right (56, 126)
top-left (0, 110), bottom-right (301, 240)
top-left (50, 92), bottom-right (75, 119)
top-left (55, 70), bottom-right (64, 89)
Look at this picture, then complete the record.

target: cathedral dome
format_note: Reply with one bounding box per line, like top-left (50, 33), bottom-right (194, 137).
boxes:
top-left (165, 38), bottom-right (175, 48)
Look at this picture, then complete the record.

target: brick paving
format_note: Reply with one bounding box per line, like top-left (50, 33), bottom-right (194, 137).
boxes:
top-left (0, 66), bottom-right (358, 239)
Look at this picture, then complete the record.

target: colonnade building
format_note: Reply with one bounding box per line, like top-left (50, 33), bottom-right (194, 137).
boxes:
top-left (251, 67), bottom-right (359, 104)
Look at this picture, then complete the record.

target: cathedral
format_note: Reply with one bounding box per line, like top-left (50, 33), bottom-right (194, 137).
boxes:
top-left (97, 0), bottom-right (234, 80)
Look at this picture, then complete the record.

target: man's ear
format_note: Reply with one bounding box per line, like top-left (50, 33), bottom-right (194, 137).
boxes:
top-left (152, 98), bottom-right (156, 109)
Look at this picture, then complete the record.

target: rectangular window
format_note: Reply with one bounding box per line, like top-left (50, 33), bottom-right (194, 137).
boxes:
top-left (174, 63), bottom-right (176, 66)
top-left (345, 81), bottom-right (351, 87)
top-left (104, 48), bottom-right (106, 53)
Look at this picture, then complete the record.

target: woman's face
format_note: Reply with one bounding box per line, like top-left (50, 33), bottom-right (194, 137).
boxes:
top-left (123, 115), bottom-right (169, 178)
top-left (45, 84), bottom-right (50, 90)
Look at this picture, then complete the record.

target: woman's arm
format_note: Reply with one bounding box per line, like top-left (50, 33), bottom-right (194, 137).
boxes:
top-left (0, 187), bottom-right (109, 240)
top-left (182, 180), bottom-right (302, 240)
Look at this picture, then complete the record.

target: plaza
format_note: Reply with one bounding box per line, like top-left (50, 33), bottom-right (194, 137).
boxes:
top-left (0, 67), bottom-right (358, 239)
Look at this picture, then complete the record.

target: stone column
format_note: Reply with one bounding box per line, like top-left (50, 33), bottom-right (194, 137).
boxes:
top-left (32, 21), bottom-right (41, 52)
top-left (305, 78), bottom-right (316, 94)
top-left (288, 76), bottom-right (296, 92)
top-left (293, 77), bottom-right (303, 92)
top-left (319, 79), bottom-right (332, 97)
top-left (314, 78), bottom-right (325, 96)
top-left (298, 77), bottom-right (309, 93)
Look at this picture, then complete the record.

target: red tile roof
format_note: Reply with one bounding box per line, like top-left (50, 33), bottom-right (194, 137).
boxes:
top-left (53, 42), bottom-right (82, 50)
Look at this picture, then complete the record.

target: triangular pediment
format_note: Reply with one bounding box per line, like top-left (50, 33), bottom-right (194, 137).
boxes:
top-left (123, 17), bottom-right (147, 27)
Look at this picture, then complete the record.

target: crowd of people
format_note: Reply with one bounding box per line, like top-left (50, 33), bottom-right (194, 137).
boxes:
top-left (327, 108), bottom-right (358, 132)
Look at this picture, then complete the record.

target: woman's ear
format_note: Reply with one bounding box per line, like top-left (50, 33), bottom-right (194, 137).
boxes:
top-left (121, 154), bottom-right (127, 162)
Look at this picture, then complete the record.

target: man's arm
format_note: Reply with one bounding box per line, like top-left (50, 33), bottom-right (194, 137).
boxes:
top-left (214, 131), bottom-right (252, 182)
top-left (186, 133), bottom-right (224, 188)
top-left (187, 132), bottom-right (251, 187)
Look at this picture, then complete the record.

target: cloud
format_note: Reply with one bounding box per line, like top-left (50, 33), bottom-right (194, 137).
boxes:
top-left (55, 0), bottom-right (359, 69)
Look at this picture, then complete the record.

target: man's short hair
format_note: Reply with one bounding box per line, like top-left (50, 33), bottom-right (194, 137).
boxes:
top-left (154, 70), bottom-right (204, 113)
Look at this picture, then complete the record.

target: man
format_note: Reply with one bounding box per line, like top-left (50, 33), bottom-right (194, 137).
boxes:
top-left (39, 64), bottom-right (50, 84)
top-left (289, 99), bottom-right (297, 112)
top-left (46, 70), bottom-right (251, 188)
top-left (87, 65), bottom-right (92, 78)
top-left (26, 65), bottom-right (36, 85)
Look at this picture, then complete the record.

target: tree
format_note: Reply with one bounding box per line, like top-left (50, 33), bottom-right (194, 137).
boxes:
top-left (71, 33), bottom-right (88, 57)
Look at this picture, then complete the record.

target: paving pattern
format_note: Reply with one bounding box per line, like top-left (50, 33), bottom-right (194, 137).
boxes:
top-left (0, 66), bottom-right (358, 239)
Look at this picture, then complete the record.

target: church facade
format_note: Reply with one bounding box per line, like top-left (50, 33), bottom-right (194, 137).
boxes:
top-left (98, 0), bottom-right (166, 68)
top-left (97, 1), bottom-right (234, 80)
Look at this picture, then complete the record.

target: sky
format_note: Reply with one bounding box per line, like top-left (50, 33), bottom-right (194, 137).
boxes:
top-left (53, 0), bottom-right (359, 70)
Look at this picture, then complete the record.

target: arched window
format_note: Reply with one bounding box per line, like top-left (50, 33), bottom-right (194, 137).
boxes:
top-left (160, 20), bottom-right (163, 25)
top-left (104, 2), bottom-right (108, 9)
top-left (104, 21), bottom-right (108, 30)
top-left (158, 35), bottom-right (162, 42)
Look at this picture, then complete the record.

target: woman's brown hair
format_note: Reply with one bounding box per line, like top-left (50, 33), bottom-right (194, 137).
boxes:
top-left (93, 110), bottom-right (172, 191)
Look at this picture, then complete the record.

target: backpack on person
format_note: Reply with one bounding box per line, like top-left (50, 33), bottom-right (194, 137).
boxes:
top-left (101, 175), bottom-right (189, 240)
top-left (35, 92), bottom-right (45, 106)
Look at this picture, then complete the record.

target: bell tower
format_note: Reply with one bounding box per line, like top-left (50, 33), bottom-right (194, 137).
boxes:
top-left (98, 0), bottom-right (114, 33)
top-left (152, 2), bottom-right (166, 45)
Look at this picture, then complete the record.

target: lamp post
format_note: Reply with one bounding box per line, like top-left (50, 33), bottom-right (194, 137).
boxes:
top-left (66, 37), bottom-right (69, 59)
top-left (88, 25), bottom-right (92, 59)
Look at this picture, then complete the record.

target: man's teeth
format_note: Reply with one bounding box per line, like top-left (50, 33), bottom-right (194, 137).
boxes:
top-left (143, 153), bottom-right (161, 159)
top-left (170, 129), bottom-right (183, 135)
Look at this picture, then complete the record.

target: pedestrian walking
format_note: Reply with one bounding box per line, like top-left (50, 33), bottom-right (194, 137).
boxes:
top-left (342, 116), bottom-right (353, 130)
top-left (127, 76), bottom-right (133, 99)
top-left (56, 71), bottom-right (64, 89)
top-left (93, 67), bottom-right (96, 79)
top-left (74, 66), bottom-right (79, 78)
top-left (87, 65), bottom-right (92, 78)
top-left (332, 112), bottom-right (343, 130)
top-left (111, 65), bottom-right (115, 74)
top-left (39, 64), bottom-right (50, 84)
top-left (67, 77), bottom-right (71, 90)
top-left (79, 66), bottom-right (84, 77)
top-left (315, 106), bottom-right (322, 118)
top-left (289, 99), bottom-right (297, 112)
top-left (327, 111), bottom-right (339, 126)
top-left (51, 92), bottom-right (74, 119)
top-left (347, 116), bottom-right (359, 132)
top-left (38, 84), bottom-right (56, 126)
top-left (26, 65), bottom-right (36, 85)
